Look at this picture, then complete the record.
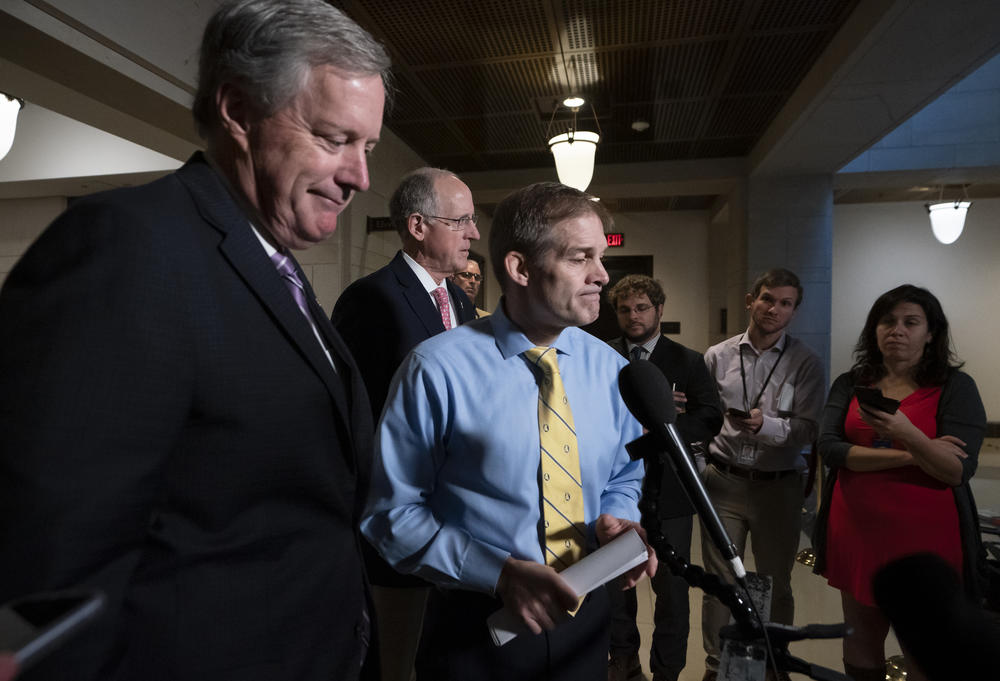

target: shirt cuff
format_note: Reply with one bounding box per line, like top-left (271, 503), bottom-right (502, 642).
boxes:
top-left (756, 414), bottom-right (787, 444)
top-left (458, 539), bottom-right (511, 594)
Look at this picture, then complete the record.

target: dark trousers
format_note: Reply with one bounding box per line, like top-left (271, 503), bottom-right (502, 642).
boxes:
top-left (416, 585), bottom-right (610, 681)
top-left (609, 514), bottom-right (693, 681)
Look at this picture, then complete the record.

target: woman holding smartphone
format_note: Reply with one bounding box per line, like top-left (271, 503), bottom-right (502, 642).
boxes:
top-left (812, 284), bottom-right (986, 681)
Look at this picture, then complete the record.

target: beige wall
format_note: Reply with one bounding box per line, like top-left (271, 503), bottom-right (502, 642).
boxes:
top-left (0, 127), bottom-right (425, 317)
top-left (601, 210), bottom-right (712, 353)
top-left (832, 199), bottom-right (1000, 419)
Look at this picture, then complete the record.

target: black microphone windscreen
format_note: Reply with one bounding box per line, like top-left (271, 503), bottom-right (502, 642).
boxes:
top-left (618, 359), bottom-right (678, 427)
top-left (873, 553), bottom-right (1000, 681)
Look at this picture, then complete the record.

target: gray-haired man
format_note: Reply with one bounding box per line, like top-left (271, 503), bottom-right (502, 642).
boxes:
top-left (0, 1), bottom-right (388, 679)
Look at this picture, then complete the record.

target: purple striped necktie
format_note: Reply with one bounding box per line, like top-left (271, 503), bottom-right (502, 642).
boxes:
top-left (270, 251), bottom-right (312, 322)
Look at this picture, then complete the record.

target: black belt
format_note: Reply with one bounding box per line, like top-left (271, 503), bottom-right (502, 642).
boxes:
top-left (707, 453), bottom-right (796, 481)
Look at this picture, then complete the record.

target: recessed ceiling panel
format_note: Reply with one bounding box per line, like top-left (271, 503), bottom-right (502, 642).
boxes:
top-left (454, 113), bottom-right (547, 153)
top-left (416, 57), bottom-right (562, 118)
top-left (706, 95), bottom-right (785, 138)
top-left (356, 0), bottom-right (553, 64)
top-left (724, 32), bottom-right (829, 96)
top-left (561, 0), bottom-right (745, 48)
top-left (337, 0), bottom-right (861, 183)
top-left (751, 0), bottom-right (859, 31)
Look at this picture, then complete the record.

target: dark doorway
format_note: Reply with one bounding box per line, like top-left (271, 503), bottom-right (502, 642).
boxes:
top-left (580, 255), bottom-right (653, 341)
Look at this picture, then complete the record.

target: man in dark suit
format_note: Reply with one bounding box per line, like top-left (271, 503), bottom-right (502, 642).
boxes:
top-left (332, 167), bottom-right (479, 419)
top-left (605, 275), bottom-right (723, 681)
top-left (0, 2), bottom-right (389, 680)
top-left (331, 167), bottom-right (479, 681)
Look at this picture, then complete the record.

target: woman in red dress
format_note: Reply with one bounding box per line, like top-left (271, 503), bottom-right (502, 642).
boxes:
top-left (813, 285), bottom-right (986, 681)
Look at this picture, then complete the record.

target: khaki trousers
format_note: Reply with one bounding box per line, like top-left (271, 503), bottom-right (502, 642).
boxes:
top-left (699, 464), bottom-right (803, 669)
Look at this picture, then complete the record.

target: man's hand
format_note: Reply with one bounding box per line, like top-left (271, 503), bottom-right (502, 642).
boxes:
top-left (730, 407), bottom-right (763, 434)
top-left (672, 390), bottom-right (688, 414)
top-left (495, 557), bottom-right (578, 635)
top-left (595, 514), bottom-right (658, 587)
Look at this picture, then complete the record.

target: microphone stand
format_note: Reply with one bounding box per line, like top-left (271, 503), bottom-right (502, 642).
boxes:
top-left (627, 434), bottom-right (851, 681)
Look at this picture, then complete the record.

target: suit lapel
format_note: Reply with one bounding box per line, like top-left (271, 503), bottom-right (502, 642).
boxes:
top-left (447, 279), bottom-right (475, 325)
top-left (176, 154), bottom-right (353, 432)
top-left (648, 335), bottom-right (681, 385)
top-left (389, 253), bottom-right (446, 335)
top-left (609, 337), bottom-right (628, 359)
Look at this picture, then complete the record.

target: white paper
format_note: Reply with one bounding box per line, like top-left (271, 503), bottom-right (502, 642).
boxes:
top-left (487, 528), bottom-right (649, 646)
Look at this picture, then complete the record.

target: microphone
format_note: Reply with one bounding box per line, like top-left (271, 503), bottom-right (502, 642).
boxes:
top-left (618, 359), bottom-right (746, 581)
top-left (873, 553), bottom-right (1000, 681)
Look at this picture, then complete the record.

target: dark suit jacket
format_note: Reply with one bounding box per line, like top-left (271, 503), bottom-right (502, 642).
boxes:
top-left (331, 250), bottom-right (475, 421)
top-left (609, 335), bottom-right (723, 518)
top-left (0, 153), bottom-right (374, 681)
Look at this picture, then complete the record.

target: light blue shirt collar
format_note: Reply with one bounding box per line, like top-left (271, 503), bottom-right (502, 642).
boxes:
top-left (490, 298), bottom-right (575, 361)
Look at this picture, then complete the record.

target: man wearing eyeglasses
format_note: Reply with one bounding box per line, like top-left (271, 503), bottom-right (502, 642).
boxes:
top-left (331, 166), bottom-right (479, 681)
top-left (450, 259), bottom-right (490, 318)
top-left (605, 275), bottom-right (722, 681)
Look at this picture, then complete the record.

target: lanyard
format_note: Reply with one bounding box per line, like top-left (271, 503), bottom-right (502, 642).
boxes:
top-left (739, 337), bottom-right (787, 413)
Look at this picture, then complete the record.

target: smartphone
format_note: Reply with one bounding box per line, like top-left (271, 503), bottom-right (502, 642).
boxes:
top-left (0, 589), bottom-right (105, 671)
top-left (854, 386), bottom-right (900, 415)
top-left (726, 407), bottom-right (751, 419)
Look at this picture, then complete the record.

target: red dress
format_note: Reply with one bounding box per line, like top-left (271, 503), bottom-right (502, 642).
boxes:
top-left (823, 386), bottom-right (962, 606)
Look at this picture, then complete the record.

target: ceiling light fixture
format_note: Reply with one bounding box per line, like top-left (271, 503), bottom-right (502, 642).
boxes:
top-left (545, 95), bottom-right (601, 192)
top-left (925, 185), bottom-right (971, 245)
top-left (0, 93), bottom-right (24, 162)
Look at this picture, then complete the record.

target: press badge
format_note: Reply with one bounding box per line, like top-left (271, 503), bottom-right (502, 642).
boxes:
top-left (736, 440), bottom-right (757, 466)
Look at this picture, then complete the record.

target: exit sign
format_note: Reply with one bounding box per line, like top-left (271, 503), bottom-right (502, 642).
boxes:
top-left (606, 233), bottom-right (625, 247)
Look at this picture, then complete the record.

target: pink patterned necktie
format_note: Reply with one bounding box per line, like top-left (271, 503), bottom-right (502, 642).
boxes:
top-left (270, 251), bottom-right (312, 322)
top-left (431, 286), bottom-right (452, 330)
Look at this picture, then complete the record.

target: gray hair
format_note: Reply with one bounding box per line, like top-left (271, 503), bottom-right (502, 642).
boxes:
top-left (389, 167), bottom-right (456, 239)
top-left (489, 182), bottom-right (612, 292)
top-left (192, 0), bottom-right (391, 139)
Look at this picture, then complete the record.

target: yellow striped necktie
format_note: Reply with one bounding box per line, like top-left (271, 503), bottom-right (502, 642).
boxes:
top-left (523, 346), bottom-right (586, 569)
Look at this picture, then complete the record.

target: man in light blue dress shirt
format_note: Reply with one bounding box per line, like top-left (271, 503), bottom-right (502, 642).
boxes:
top-left (362, 182), bottom-right (656, 681)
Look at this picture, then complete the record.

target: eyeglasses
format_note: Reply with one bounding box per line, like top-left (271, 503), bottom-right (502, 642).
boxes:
top-left (421, 214), bottom-right (478, 231)
top-left (617, 304), bottom-right (654, 315)
top-left (454, 271), bottom-right (482, 282)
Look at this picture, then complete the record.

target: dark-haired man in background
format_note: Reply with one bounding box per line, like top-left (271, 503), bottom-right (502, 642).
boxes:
top-left (605, 274), bottom-right (722, 681)
top-left (0, 1), bottom-right (388, 679)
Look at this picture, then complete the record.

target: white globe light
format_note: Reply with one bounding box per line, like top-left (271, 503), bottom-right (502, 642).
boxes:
top-left (0, 95), bottom-right (23, 161)
top-left (926, 201), bottom-right (971, 245)
top-left (548, 131), bottom-right (599, 192)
